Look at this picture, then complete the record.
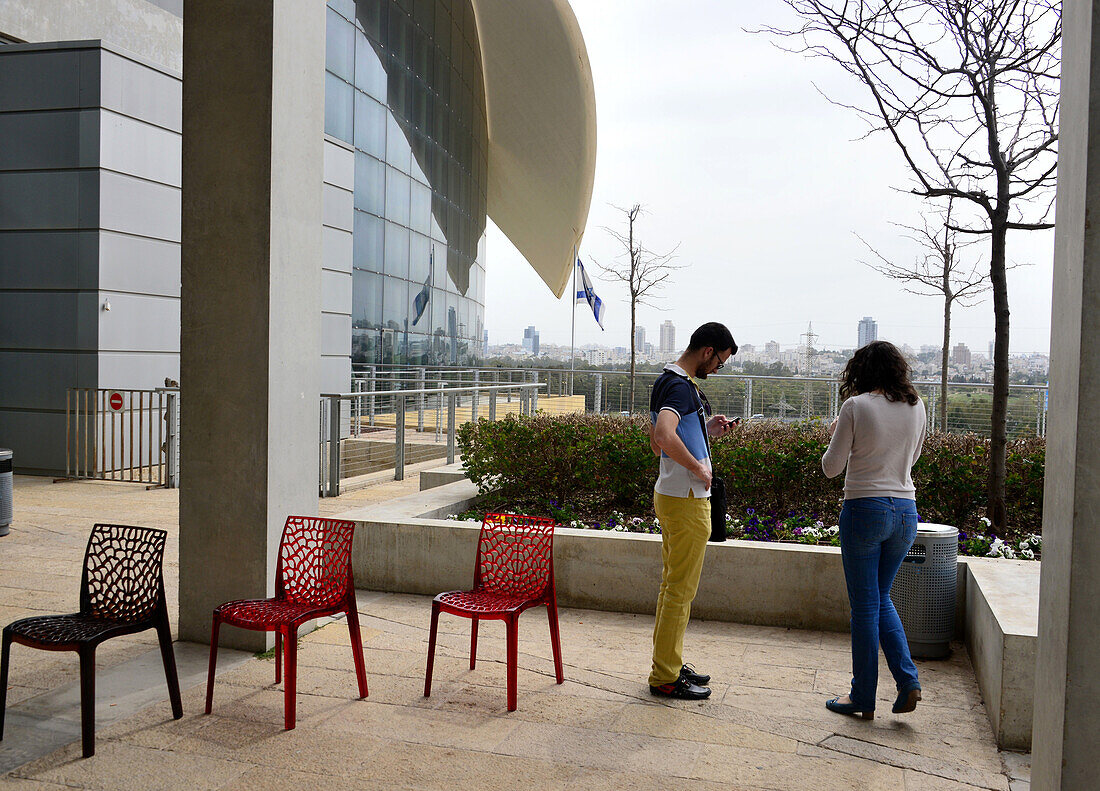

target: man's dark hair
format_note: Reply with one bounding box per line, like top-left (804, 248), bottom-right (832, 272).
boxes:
top-left (687, 322), bottom-right (737, 355)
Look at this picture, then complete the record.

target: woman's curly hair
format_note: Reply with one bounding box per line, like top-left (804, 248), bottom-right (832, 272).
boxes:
top-left (839, 341), bottom-right (920, 405)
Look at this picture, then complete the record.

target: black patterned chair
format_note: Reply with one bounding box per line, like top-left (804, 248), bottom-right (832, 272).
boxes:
top-left (0, 524), bottom-right (182, 757)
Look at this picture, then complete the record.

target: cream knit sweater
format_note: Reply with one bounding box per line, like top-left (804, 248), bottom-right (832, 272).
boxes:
top-left (821, 393), bottom-right (927, 500)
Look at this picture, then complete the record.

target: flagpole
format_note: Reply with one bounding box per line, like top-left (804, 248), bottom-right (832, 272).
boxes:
top-left (569, 242), bottom-right (577, 395)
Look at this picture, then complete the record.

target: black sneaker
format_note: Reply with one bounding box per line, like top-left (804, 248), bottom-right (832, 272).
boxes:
top-left (680, 663), bottom-right (711, 685)
top-left (650, 677), bottom-right (712, 700)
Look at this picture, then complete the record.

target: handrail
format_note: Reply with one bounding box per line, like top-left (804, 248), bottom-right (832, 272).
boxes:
top-left (321, 383), bottom-right (545, 398)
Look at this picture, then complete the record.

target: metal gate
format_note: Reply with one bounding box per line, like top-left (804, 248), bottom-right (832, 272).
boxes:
top-left (63, 388), bottom-right (179, 487)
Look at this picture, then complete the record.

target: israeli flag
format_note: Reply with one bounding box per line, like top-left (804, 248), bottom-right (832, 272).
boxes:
top-left (412, 249), bottom-right (433, 326)
top-left (575, 258), bottom-right (605, 330)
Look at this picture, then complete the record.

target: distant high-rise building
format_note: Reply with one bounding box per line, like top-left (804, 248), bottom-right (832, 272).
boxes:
top-left (634, 326), bottom-right (646, 353)
top-left (989, 340), bottom-right (995, 359)
top-left (522, 325), bottom-right (540, 357)
top-left (483, 330), bottom-right (489, 357)
top-left (952, 342), bottom-right (971, 367)
top-left (858, 317), bottom-right (878, 348)
top-left (659, 320), bottom-right (676, 354)
top-left (764, 340), bottom-right (780, 360)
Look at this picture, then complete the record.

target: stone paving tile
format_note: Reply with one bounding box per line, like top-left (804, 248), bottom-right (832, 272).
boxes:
top-left (817, 735), bottom-right (1008, 789)
top-left (361, 741), bottom-right (580, 791)
top-left (12, 740), bottom-right (251, 791)
top-left (901, 770), bottom-right (1007, 791)
top-left (1000, 750), bottom-right (1029, 781)
top-left (693, 742), bottom-right (907, 790)
top-left (607, 700), bottom-right (799, 752)
top-left (563, 767), bottom-right (757, 791)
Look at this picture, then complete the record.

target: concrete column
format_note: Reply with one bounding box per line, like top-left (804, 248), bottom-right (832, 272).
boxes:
top-left (178, 0), bottom-right (324, 649)
top-left (1032, 2), bottom-right (1100, 786)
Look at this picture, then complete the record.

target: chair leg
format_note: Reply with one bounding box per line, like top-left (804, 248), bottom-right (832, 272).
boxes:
top-left (506, 616), bottom-right (519, 712)
top-left (155, 614), bottom-right (183, 719)
top-left (547, 600), bottom-right (564, 684)
top-left (424, 603), bottom-right (440, 698)
top-left (205, 614), bottom-right (221, 715)
top-left (0, 630), bottom-right (11, 740)
top-left (283, 625), bottom-right (297, 730)
top-left (345, 599), bottom-right (369, 699)
top-left (78, 647), bottom-right (96, 758)
top-left (470, 616), bottom-right (479, 669)
top-left (275, 631), bottom-right (282, 684)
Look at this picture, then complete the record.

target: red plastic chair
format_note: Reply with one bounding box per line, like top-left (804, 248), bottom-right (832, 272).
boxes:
top-left (0, 524), bottom-right (182, 758)
top-left (204, 516), bottom-right (367, 729)
top-left (424, 513), bottom-right (563, 711)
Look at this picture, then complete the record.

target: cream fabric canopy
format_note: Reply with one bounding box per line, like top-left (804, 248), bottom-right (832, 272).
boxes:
top-left (469, 0), bottom-right (597, 299)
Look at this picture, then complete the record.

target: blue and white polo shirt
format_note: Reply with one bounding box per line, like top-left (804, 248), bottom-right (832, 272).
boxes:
top-left (650, 363), bottom-right (711, 498)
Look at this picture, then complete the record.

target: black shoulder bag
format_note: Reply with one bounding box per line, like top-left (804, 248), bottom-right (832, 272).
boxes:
top-left (693, 384), bottom-right (728, 542)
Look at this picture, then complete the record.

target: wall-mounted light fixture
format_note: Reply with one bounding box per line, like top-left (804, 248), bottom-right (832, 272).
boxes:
top-left (103, 299), bottom-right (111, 312)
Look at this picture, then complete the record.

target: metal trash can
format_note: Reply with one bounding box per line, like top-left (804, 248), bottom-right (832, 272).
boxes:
top-left (0, 448), bottom-right (12, 537)
top-left (891, 523), bottom-right (958, 659)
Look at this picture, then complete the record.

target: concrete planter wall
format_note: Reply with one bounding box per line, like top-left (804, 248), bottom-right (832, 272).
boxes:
top-left (339, 477), bottom-right (1038, 750)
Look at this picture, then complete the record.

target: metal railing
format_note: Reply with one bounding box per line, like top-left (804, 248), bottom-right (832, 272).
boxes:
top-left (351, 363), bottom-right (1048, 438)
top-left (63, 388), bottom-right (179, 487)
top-left (319, 381), bottom-right (545, 496)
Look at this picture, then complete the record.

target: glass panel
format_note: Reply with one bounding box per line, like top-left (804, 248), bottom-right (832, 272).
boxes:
top-left (328, 0), bottom-right (355, 20)
top-left (384, 221), bottom-right (410, 278)
top-left (354, 152), bottom-right (385, 216)
top-left (354, 92), bottom-right (385, 158)
top-left (410, 180), bottom-right (431, 234)
top-left (355, 32), bottom-right (387, 100)
top-left (326, 8), bottom-right (354, 82)
top-left (408, 277), bottom-right (431, 330)
top-left (324, 72), bottom-right (353, 143)
top-left (382, 275), bottom-right (409, 331)
top-left (386, 113), bottom-right (411, 173)
top-left (352, 269), bottom-right (382, 329)
top-left (353, 211), bottom-right (384, 272)
top-left (385, 168), bottom-right (411, 226)
top-left (409, 231), bottom-right (431, 283)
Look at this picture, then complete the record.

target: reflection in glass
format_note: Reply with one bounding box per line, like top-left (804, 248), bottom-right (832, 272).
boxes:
top-left (353, 211), bottom-right (384, 272)
top-left (354, 92), bottom-right (387, 158)
top-left (326, 8), bottom-right (354, 82)
top-left (352, 269), bottom-right (382, 329)
top-left (383, 222), bottom-right (410, 279)
top-left (325, 72), bottom-right (353, 143)
top-left (354, 153), bottom-right (385, 216)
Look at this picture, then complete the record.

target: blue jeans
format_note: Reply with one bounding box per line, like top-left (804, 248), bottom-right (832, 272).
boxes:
top-left (839, 497), bottom-right (921, 710)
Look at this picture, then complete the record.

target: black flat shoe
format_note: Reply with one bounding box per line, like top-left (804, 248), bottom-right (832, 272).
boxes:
top-left (892, 688), bottom-right (921, 713)
top-left (650, 677), bottom-right (712, 700)
top-left (825, 697), bottom-right (874, 720)
top-left (680, 663), bottom-right (711, 685)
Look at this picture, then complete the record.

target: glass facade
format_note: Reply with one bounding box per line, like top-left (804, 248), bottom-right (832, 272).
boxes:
top-left (327, 0), bottom-right (488, 366)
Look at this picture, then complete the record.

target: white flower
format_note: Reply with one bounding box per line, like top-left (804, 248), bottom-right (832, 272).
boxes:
top-left (1003, 546), bottom-right (1017, 560)
top-left (1021, 548), bottom-right (1035, 560)
top-left (980, 516), bottom-right (992, 528)
top-left (814, 521), bottom-right (825, 529)
top-left (826, 526), bottom-right (839, 536)
top-left (1019, 539), bottom-right (1029, 550)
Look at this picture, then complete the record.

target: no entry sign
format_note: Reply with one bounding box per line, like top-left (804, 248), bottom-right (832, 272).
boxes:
top-left (108, 391), bottom-right (124, 412)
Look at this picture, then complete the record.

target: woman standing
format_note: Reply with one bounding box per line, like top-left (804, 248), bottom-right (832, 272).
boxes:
top-left (821, 341), bottom-right (926, 720)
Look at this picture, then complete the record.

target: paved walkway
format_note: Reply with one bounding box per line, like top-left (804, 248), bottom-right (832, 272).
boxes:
top-left (0, 476), bottom-right (1029, 790)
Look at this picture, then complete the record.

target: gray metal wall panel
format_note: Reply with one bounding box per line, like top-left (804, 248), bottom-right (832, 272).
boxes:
top-left (322, 225), bottom-right (352, 274)
top-left (98, 292), bottom-right (179, 352)
top-left (99, 49), bottom-right (181, 131)
top-left (0, 350), bottom-right (97, 409)
top-left (0, 47), bottom-right (99, 111)
top-left (0, 409), bottom-right (71, 475)
top-left (321, 268), bottom-right (350, 314)
top-left (0, 109), bottom-right (99, 170)
top-left (98, 231), bottom-right (180, 296)
top-left (321, 312), bottom-right (351, 357)
top-left (0, 170), bottom-right (100, 230)
top-left (99, 109), bottom-right (181, 186)
top-left (322, 181), bottom-right (353, 230)
top-left (0, 292), bottom-right (98, 349)
top-left (99, 170), bottom-right (180, 241)
top-left (0, 230), bottom-right (98, 289)
top-left (320, 355), bottom-right (351, 395)
top-left (323, 139), bottom-right (354, 191)
top-left (98, 351), bottom-right (179, 390)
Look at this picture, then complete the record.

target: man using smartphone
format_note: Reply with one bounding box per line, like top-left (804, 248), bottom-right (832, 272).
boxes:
top-left (647, 322), bottom-right (738, 699)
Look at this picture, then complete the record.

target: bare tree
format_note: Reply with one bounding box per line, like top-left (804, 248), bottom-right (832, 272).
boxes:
top-left (595, 204), bottom-right (681, 413)
top-left (859, 201), bottom-right (989, 431)
top-left (758, 0), bottom-right (1059, 532)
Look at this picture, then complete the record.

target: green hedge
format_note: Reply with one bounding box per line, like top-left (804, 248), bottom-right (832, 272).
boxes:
top-left (457, 414), bottom-right (1044, 540)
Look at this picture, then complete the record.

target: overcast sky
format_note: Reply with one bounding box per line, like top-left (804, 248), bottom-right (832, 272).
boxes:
top-left (482, 0), bottom-right (1056, 356)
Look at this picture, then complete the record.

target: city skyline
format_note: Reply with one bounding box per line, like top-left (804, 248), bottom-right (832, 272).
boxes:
top-left (483, 0), bottom-right (1055, 357)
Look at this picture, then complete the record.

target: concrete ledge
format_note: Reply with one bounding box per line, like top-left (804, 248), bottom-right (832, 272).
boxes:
top-left (963, 557), bottom-right (1039, 751)
top-left (419, 462), bottom-right (468, 491)
top-left (340, 479), bottom-right (853, 630)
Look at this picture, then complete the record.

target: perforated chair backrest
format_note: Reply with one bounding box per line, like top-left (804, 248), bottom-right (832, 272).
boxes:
top-left (277, 516), bottom-right (356, 608)
top-left (474, 513), bottom-right (557, 598)
top-left (80, 524), bottom-right (167, 622)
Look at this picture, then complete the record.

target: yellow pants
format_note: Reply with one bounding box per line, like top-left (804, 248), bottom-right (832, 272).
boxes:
top-left (649, 491), bottom-right (711, 686)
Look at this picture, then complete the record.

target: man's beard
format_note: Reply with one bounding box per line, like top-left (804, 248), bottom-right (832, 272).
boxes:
top-left (694, 362), bottom-right (709, 379)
